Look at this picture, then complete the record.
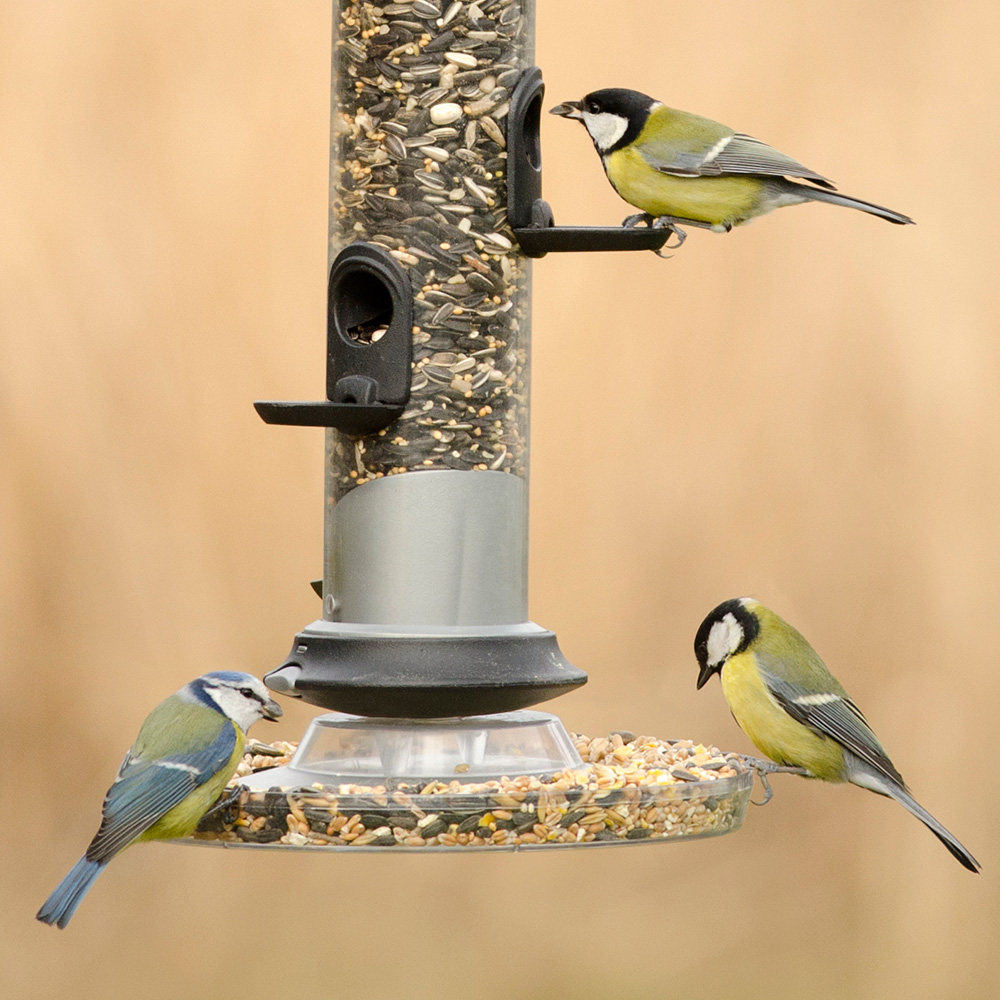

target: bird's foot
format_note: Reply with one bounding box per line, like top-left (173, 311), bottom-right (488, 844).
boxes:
top-left (620, 213), bottom-right (687, 256)
top-left (650, 217), bottom-right (687, 254)
top-left (621, 212), bottom-right (655, 229)
top-left (203, 783), bottom-right (247, 825)
top-left (735, 755), bottom-right (810, 806)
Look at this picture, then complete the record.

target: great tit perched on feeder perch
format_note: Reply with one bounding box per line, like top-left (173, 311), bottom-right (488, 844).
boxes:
top-left (694, 598), bottom-right (980, 872)
top-left (550, 88), bottom-right (913, 249)
top-left (37, 672), bottom-right (282, 928)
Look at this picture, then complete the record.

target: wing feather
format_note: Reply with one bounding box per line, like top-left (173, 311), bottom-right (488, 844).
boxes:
top-left (640, 131), bottom-right (834, 187)
top-left (85, 724), bottom-right (237, 863)
top-left (762, 671), bottom-right (905, 787)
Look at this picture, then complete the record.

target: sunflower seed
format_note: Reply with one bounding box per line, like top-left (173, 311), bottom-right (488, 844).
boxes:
top-left (413, 0), bottom-right (442, 18)
top-left (478, 115), bottom-right (504, 146)
top-left (429, 102), bottom-right (463, 125)
top-left (440, 1), bottom-right (463, 25)
top-left (418, 87), bottom-right (451, 107)
top-left (445, 51), bottom-right (478, 68)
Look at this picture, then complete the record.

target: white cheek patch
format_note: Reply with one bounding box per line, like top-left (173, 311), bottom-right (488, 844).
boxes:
top-left (707, 613), bottom-right (743, 667)
top-left (208, 686), bottom-right (256, 730)
top-left (582, 111), bottom-right (628, 152)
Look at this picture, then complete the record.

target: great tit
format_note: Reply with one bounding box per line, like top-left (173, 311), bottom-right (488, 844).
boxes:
top-left (694, 598), bottom-right (979, 872)
top-left (550, 89), bottom-right (913, 243)
top-left (37, 671), bottom-right (282, 928)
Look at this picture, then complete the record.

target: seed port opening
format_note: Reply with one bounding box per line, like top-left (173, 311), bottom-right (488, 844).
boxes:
top-left (523, 90), bottom-right (542, 171)
top-left (332, 267), bottom-right (395, 346)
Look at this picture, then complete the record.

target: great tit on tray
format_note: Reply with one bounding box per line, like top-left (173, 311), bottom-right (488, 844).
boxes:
top-left (550, 89), bottom-right (913, 246)
top-left (694, 598), bottom-right (979, 872)
top-left (37, 671), bottom-right (282, 928)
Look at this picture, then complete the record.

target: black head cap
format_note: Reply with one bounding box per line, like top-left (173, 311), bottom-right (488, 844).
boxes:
top-left (694, 598), bottom-right (760, 689)
top-left (580, 88), bottom-right (657, 153)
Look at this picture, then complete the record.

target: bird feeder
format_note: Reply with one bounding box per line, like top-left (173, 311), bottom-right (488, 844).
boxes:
top-left (191, 0), bottom-right (751, 852)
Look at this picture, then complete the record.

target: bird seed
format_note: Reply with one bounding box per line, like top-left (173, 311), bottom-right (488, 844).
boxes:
top-left (327, 0), bottom-right (534, 503)
top-left (191, 732), bottom-right (752, 850)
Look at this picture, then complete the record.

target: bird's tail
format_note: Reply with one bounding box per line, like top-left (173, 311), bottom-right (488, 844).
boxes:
top-left (786, 181), bottom-right (914, 225)
top-left (36, 856), bottom-right (105, 928)
top-left (885, 783), bottom-right (980, 872)
top-left (850, 764), bottom-right (980, 872)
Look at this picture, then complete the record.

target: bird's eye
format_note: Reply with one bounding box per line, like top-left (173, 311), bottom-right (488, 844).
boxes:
top-left (239, 687), bottom-right (254, 699)
top-left (585, 99), bottom-right (600, 114)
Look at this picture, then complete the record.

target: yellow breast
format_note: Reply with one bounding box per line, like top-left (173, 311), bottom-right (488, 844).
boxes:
top-left (603, 146), bottom-right (765, 227)
top-left (721, 652), bottom-right (846, 781)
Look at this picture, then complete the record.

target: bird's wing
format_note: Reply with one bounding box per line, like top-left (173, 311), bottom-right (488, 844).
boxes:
top-left (759, 667), bottom-right (906, 788)
top-left (84, 723), bottom-right (238, 863)
top-left (641, 132), bottom-right (835, 187)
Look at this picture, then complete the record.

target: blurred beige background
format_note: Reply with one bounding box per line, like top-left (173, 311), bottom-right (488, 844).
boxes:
top-left (3, 2), bottom-right (998, 998)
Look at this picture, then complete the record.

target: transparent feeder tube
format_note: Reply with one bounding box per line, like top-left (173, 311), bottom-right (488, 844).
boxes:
top-left (324, 0), bottom-right (535, 627)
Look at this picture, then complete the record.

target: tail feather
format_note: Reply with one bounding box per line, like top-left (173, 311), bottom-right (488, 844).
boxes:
top-left (787, 181), bottom-right (914, 225)
top-left (885, 783), bottom-right (981, 873)
top-left (37, 857), bottom-right (105, 928)
top-left (848, 761), bottom-right (980, 872)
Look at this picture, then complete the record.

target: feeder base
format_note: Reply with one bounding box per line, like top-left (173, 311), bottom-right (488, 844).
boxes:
top-left (264, 621), bottom-right (587, 718)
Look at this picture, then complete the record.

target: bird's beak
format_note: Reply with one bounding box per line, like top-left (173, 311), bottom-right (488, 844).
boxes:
top-left (549, 100), bottom-right (583, 121)
top-left (261, 697), bottom-right (283, 722)
top-left (696, 663), bottom-right (717, 690)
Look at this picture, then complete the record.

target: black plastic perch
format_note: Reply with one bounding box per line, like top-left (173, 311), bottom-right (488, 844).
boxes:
top-left (255, 243), bottom-right (413, 437)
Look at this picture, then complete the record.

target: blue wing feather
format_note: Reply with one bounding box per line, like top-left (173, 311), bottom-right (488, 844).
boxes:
top-left (85, 723), bottom-right (237, 862)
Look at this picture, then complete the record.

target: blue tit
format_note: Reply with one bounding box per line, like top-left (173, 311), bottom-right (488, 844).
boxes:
top-left (550, 89), bottom-right (913, 244)
top-left (694, 598), bottom-right (979, 872)
top-left (37, 671), bottom-right (282, 928)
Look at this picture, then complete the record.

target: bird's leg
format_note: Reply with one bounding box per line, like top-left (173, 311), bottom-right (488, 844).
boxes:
top-left (203, 783), bottom-right (247, 825)
top-left (736, 755), bottom-right (810, 806)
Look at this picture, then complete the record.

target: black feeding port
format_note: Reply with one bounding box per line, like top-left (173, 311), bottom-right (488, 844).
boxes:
top-left (255, 242), bottom-right (413, 436)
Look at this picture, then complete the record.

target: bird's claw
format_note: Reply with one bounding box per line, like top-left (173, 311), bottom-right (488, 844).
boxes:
top-left (752, 770), bottom-right (774, 806)
top-left (621, 212), bottom-right (653, 229)
top-left (204, 783), bottom-right (247, 824)
top-left (650, 217), bottom-right (687, 247)
top-left (620, 213), bottom-right (687, 256)
top-left (735, 755), bottom-right (809, 806)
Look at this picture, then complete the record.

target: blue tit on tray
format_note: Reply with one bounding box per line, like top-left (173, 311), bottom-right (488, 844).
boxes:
top-left (37, 671), bottom-right (282, 928)
top-left (694, 598), bottom-right (979, 872)
top-left (550, 89), bottom-right (913, 246)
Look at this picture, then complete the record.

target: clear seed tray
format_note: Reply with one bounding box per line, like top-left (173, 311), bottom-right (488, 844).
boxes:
top-left (189, 727), bottom-right (753, 851)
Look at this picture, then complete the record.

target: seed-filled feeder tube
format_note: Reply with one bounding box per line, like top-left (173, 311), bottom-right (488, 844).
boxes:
top-left (199, 0), bottom-right (753, 851)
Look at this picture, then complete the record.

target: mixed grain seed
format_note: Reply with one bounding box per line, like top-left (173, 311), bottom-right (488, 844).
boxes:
top-left (328, 0), bottom-right (533, 501)
top-left (192, 732), bottom-right (752, 849)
